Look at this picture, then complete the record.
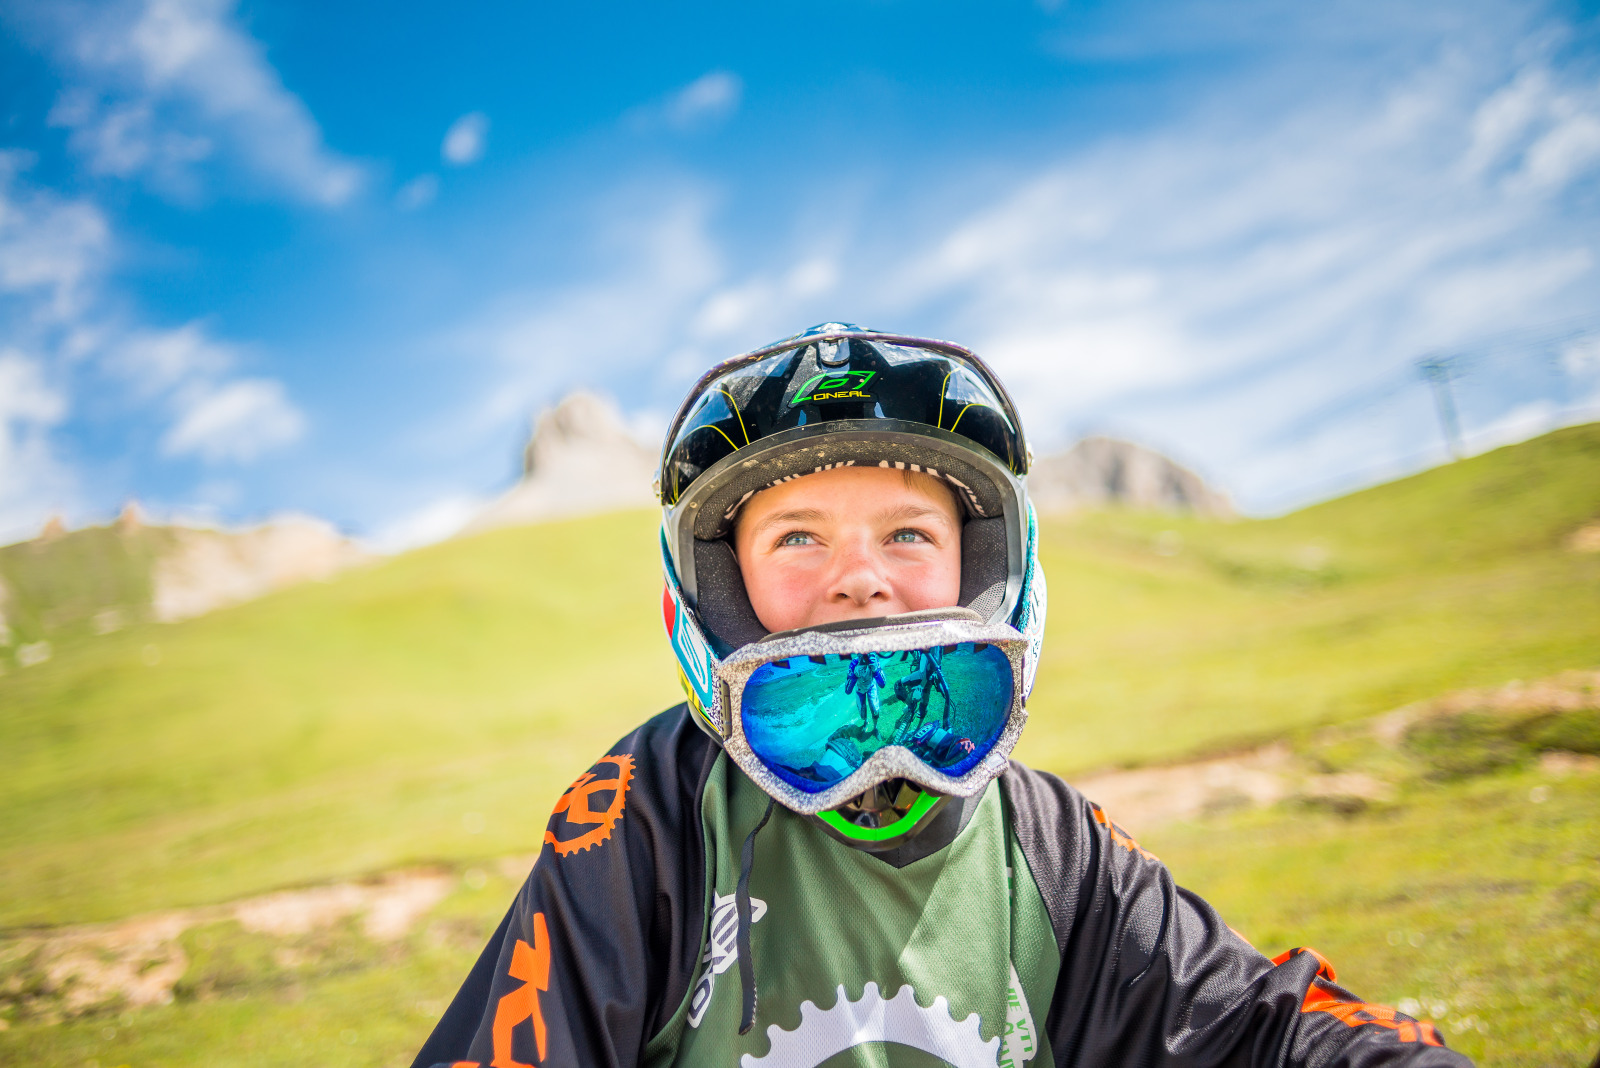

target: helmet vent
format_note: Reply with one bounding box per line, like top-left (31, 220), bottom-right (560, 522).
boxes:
top-left (817, 338), bottom-right (850, 367)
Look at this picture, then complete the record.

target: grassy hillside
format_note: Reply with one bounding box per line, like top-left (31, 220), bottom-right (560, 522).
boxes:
top-left (0, 524), bottom-right (175, 645)
top-left (1020, 421), bottom-right (1600, 772)
top-left (1, 425), bottom-right (1597, 931)
top-left (0, 511), bottom-right (680, 928)
top-left (3, 681), bottom-right (1596, 1066)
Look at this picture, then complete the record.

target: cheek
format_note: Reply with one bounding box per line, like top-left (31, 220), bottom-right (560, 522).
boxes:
top-left (740, 552), bottom-right (821, 631)
top-left (894, 543), bottom-right (963, 610)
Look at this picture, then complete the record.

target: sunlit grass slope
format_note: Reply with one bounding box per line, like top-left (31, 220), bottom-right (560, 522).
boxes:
top-left (3, 732), bottom-right (1594, 1067)
top-left (1017, 421), bottom-right (1600, 773)
top-left (1146, 761), bottom-right (1600, 1068)
top-left (1, 424), bottom-right (1596, 930)
top-left (0, 511), bottom-right (680, 927)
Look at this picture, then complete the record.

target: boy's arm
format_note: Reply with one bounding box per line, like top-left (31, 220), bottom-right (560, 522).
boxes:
top-left (1004, 763), bottom-right (1474, 1068)
top-left (411, 706), bottom-right (718, 1068)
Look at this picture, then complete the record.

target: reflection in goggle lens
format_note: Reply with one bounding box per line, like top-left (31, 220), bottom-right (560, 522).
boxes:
top-left (740, 642), bottom-right (1014, 793)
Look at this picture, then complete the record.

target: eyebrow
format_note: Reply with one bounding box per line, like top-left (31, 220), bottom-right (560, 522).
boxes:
top-left (750, 507), bottom-right (830, 534)
top-left (749, 502), bottom-right (955, 535)
top-left (878, 503), bottom-right (954, 526)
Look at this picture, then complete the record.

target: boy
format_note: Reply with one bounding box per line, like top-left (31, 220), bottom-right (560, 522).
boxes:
top-left (414, 324), bottom-right (1471, 1067)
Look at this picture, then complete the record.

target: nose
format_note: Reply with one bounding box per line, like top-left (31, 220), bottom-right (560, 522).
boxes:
top-left (828, 535), bottom-right (892, 609)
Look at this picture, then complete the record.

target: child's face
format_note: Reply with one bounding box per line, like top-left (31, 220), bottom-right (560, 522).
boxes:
top-left (733, 465), bottom-right (963, 633)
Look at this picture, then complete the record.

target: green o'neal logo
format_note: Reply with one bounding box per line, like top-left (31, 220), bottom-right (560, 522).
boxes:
top-left (792, 370), bottom-right (877, 405)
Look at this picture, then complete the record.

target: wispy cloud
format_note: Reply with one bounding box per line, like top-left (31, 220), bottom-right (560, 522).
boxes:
top-left (444, 186), bottom-right (723, 435)
top-left (0, 350), bottom-right (73, 542)
top-left (395, 173), bottom-right (439, 211)
top-left (113, 322), bottom-right (307, 463)
top-left (0, 155), bottom-right (308, 537)
top-left (628, 70), bottom-right (743, 132)
top-left (161, 377), bottom-right (305, 462)
top-left (0, 152), bottom-right (111, 321)
top-left (441, 112), bottom-right (489, 166)
top-left (427, 2), bottom-right (1599, 516)
top-left (24, 0), bottom-right (362, 205)
top-left (887, 39), bottom-right (1600, 506)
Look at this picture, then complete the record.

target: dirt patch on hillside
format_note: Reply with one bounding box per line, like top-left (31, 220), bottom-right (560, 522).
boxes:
top-left (1072, 670), bottom-right (1599, 836)
top-left (1, 867), bottom-right (461, 1025)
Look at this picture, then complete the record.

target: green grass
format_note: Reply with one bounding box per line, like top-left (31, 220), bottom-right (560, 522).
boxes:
top-left (0, 510), bottom-right (680, 927)
top-left (1144, 763), bottom-right (1600, 1068)
top-left (0, 864), bottom-right (522, 1068)
top-left (1019, 422), bottom-right (1600, 773)
top-left (1, 425), bottom-right (1597, 928)
top-left (2, 734), bottom-right (1593, 1066)
top-left (0, 424), bottom-right (1597, 1064)
top-left (0, 525), bottom-right (174, 645)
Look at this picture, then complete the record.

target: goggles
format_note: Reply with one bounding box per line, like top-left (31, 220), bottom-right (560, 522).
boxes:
top-left (695, 610), bottom-right (1030, 817)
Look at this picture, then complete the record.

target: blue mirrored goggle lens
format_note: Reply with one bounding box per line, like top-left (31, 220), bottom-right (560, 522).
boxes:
top-left (740, 642), bottom-right (1014, 794)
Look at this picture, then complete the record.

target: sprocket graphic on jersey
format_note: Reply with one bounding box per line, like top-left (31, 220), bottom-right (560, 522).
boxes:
top-left (544, 754), bottom-right (634, 856)
top-left (742, 982), bottom-right (997, 1068)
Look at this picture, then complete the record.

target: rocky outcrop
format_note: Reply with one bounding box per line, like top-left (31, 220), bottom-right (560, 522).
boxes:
top-left (464, 391), bottom-right (657, 534)
top-left (1029, 436), bottom-right (1232, 516)
top-left (151, 516), bottom-right (369, 623)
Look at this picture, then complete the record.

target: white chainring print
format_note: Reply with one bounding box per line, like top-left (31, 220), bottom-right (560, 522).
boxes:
top-left (741, 979), bottom-right (1025, 1068)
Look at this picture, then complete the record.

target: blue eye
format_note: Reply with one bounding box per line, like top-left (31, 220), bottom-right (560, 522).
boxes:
top-left (781, 532), bottom-right (814, 546)
top-left (891, 530), bottom-right (923, 543)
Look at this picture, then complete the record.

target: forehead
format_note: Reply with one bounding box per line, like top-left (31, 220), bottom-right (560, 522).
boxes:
top-left (737, 465), bottom-right (960, 524)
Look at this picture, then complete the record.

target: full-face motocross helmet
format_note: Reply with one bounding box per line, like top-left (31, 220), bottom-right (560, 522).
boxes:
top-left (658, 323), bottom-right (1047, 848)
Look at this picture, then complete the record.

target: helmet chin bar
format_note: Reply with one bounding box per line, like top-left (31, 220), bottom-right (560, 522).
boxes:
top-left (813, 778), bottom-right (950, 849)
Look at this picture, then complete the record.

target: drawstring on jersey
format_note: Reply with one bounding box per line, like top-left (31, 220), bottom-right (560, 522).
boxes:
top-left (736, 796), bottom-right (776, 1035)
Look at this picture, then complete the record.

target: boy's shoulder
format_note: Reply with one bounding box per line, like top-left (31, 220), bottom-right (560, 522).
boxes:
top-left (541, 703), bottom-right (718, 857)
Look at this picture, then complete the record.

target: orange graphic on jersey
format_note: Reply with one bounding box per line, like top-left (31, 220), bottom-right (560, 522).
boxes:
top-left (544, 754), bottom-right (634, 856)
top-left (1089, 803), bottom-right (1158, 862)
top-left (1273, 948), bottom-right (1442, 1046)
top-left (491, 913), bottom-right (551, 1067)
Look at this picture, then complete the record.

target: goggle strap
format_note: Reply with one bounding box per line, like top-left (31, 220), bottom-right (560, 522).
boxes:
top-left (737, 795), bottom-right (776, 1035)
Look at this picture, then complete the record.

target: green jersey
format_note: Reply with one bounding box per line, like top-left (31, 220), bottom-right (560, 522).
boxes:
top-left (647, 757), bottom-right (1055, 1066)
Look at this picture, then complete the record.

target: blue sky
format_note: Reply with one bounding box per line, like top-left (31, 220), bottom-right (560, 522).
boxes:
top-left (2, 0), bottom-right (1598, 546)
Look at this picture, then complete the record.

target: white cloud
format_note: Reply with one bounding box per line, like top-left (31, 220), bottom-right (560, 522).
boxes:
top-left (690, 257), bottom-right (838, 341)
top-left (627, 71), bottom-right (743, 132)
top-left (1562, 334), bottom-right (1600, 376)
top-left (36, 0), bottom-right (362, 205)
top-left (162, 377), bottom-right (306, 462)
top-left (855, 38), bottom-right (1600, 508)
top-left (396, 173), bottom-right (439, 211)
top-left (101, 322), bottom-right (306, 465)
top-left (363, 493), bottom-right (486, 554)
top-left (447, 188), bottom-right (723, 436)
top-left (386, 0), bottom-right (1600, 519)
top-left (0, 350), bottom-right (73, 543)
top-left (441, 112), bottom-right (489, 166)
top-left (111, 321), bottom-right (234, 397)
top-left (0, 153), bottom-right (112, 320)
top-left (665, 71), bottom-right (742, 128)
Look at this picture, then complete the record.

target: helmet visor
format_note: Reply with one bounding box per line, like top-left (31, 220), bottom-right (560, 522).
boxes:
top-left (660, 333), bottom-right (1027, 506)
top-left (738, 641), bottom-right (1015, 794)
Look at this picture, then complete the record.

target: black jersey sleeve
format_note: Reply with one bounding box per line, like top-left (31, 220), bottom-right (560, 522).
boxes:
top-left (1002, 762), bottom-right (1473, 1068)
top-left (411, 705), bottom-right (719, 1068)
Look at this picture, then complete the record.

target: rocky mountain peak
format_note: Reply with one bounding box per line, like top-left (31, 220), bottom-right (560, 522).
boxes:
top-left (466, 391), bottom-right (657, 534)
top-left (521, 391), bottom-right (644, 478)
top-left (1029, 436), bottom-right (1232, 516)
